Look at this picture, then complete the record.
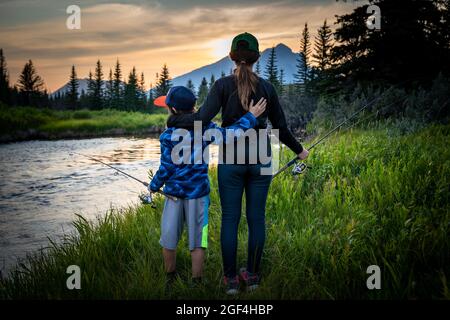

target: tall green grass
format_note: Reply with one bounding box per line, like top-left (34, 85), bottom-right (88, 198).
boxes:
top-left (0, 105), bottom-right (167, 137)
top-left (1, 123), bottom-right (449, 299)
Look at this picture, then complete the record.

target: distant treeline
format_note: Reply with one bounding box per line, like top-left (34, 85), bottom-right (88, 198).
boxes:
top-left (0, 0), bottom-right (449, 125)
top-left (0, 56), bottom-right (165, 113)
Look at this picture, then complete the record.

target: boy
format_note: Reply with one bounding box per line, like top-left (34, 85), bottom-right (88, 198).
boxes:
top-left (149, 86), bottom-right (266, 286)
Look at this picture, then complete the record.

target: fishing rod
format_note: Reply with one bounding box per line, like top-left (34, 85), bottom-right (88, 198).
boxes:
top-left (273, 93), bottom-right (388, 178)
top-left (71, 152), bottom-right (177, 202)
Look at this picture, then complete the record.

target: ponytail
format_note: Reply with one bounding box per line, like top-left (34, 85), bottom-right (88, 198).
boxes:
top-left (229, 39), bottom-right (260, 110)
top-left (235, 61), bottom-right (258, 111)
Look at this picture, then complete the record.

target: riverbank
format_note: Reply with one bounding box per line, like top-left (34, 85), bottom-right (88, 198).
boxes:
top-left (0, 106), bottom-right (167, 143)
top-left (1, 123), bottom-right (449, 299)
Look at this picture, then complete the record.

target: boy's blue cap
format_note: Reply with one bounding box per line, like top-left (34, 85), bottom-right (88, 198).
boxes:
top-left (153, 86), bottom-right (196, 110)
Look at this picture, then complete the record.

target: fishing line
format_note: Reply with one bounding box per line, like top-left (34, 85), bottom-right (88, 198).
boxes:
top-left (70, 152), bottom-right (177, 201)
top-left (341, 98), bottom-right (404, 132)
top-left (273, 86), bottom-right (405, 178)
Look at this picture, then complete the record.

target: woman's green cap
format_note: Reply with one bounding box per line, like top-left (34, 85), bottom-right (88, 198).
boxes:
top-left (230, 32), bottom-right (259, 53)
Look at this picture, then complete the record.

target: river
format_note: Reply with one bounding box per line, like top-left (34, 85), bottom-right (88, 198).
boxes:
top-left (0, 137), bottom-right (218, 275)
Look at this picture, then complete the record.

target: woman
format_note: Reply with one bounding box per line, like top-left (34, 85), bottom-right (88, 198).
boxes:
top-left (167, 32), bottom-right (309, 295)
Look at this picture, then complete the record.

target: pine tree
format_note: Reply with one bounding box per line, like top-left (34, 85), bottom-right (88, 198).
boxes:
top-left (152, 72), bottom-right (159, 110)
top-left (138, 72), bottom-right (147, 111)
top-left (155, 64), bottom-right (172, 97)
top-left (41, 89), bottom-right (49, 107)
top-left (87, 71), bottom-right (95, 94)
top-left (0, 49), bottom-right (10, 104)
top-left (67, 65), bottom-right (78, 110)
top-left (105, 68), bottom-right (114, 109)
top-left (279, 69), bottom-right (285, 95)
top-left (92, 60), bottom-right (103, 109)
top-left (79, 89), bottom-right (88, 109)
top-left (255, 60), bottom-right (261, 76)
top-left (209, 74), bottom-right (216, 90)
top-left (94, 60), bottom-right (104, 109)
top-left (301, 22), bottom-right (312, 81)
top-left (264, 47), bottom-right (280, 89)
top-left (17, 59), bottom-right (45, 106)
top-left (295, 23), bottom-right (311, 92)
top-left (124, 67), bottom-right (139, 111)
top-left (313, 19), bottom-right (333, 72)
top-left (52, 91), bottom-right (61, 109)
top-left (112, 59), bottom-right (123, 110)
top-left (197, 77), bottom-right (209, 105)
top-left (148, 83), bottom-right (154, 104)
top-left (86, 71), bottom-right (95, 109)
top-left (186, 79), bottom-right (196, 96)
top-left (9, 85), bottom-right (19, 106)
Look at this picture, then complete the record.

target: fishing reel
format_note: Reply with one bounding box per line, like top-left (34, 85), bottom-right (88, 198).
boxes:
top-left (139, 191), bottom-right (156, 208)
top-left (292, 162), bottom-right (310, 175)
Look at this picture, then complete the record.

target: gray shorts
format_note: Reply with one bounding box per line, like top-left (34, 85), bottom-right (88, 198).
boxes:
top-left (160, 195), bottom-right (209, 251)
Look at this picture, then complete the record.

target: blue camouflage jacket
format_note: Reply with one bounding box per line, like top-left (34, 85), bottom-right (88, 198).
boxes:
top-left (150, 112), bottom-right (257, 199)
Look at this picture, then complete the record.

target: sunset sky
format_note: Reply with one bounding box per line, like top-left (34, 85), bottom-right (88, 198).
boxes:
top-left (0, 0), bottom-right (363, 92)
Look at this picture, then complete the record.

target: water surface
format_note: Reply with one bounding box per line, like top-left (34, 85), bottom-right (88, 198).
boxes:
top-left (0, 137), bottom-right (166, 274)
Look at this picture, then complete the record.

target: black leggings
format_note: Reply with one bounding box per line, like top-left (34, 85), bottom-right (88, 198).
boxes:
top-left (218, 163), bottom-right (272, 278)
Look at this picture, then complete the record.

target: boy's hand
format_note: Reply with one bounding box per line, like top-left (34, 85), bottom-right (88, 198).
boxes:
top-left (249, 98), bottom-right (267, 117)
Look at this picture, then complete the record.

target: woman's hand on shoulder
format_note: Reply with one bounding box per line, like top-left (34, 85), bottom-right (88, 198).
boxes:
top-left (248, 98), bottom-right (267, 118)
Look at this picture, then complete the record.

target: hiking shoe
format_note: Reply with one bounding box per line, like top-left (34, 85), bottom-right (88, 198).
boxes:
top-left (239, 268), bottom-right (260, 292)
top-left (223, 275), bottom-right (240, 295)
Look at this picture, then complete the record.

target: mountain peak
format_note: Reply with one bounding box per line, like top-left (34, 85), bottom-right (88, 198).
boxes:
top-left (273, 43), bottom-right (294, 53)
top-left (163, 43), bottom-right (299, 90)
top-left (275, 43), bottom-right (290, 49)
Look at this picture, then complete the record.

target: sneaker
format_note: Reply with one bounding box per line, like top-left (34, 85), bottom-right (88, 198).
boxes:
top-left (223, 275), bottom-right (240, 295)
top-left (239, 268), bottom-right (260, 292)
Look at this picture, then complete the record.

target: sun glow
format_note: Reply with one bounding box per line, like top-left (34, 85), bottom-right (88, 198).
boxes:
top-left (209, 38), bottom-right (232, 60)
